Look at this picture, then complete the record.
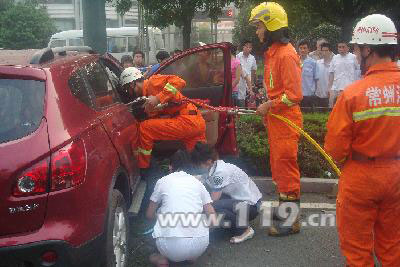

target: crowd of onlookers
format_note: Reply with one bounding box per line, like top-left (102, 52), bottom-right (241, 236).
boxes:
top-left (230, 38), bottom-right (364, 109)
top-left (298, 38), bottom-right (362, 108)
top-left (297, 38), bottom-right (400, 108)
top-left (120, 49), bottom-right (179, 77)
top-left (232, 38), bottom-right (400, 109)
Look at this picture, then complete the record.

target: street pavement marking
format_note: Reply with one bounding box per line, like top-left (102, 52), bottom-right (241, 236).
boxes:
top-left (261, 201), bottom-right (336, 210)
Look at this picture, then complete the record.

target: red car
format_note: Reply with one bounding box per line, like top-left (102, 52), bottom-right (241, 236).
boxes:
top-left (0, 43), bottom-right (237, 267)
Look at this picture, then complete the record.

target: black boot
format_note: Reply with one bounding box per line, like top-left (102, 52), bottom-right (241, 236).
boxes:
top-left (268, 194), bottom-right (301, 237)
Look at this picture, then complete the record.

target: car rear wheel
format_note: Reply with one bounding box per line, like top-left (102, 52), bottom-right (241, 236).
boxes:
top-left (105, 189), bottom-right (129, 267)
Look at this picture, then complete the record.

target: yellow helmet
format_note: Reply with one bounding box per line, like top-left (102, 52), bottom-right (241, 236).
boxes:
top-left (249, 2), bottom-right (288, 32)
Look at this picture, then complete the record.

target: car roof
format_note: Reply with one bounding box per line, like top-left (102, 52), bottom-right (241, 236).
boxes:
top-left (0, 49), bottom-right (40, 66)
top-left (0, 48), bottom-right (98, 69)
top-left (49, 27), bottom-right (161, 40)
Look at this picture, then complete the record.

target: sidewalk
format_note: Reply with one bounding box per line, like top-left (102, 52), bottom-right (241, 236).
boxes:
top-left (252, 177), bottom-right (338, 195)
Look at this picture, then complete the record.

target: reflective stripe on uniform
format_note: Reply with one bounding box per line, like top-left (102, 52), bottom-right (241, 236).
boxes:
top-left (269, 71), bottom-right (274, 89)
top-left (164, 83), bottom-right (178, 95)
top-left (281, 94), bottom-right (295, 106)
top-left (353, 107), bottom-right (400, 122)
top-left (137, 147), bottom-right (152, 155)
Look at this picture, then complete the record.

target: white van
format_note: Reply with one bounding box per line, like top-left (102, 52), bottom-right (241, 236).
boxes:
top-left (48, 27), bottom-right (165, 64)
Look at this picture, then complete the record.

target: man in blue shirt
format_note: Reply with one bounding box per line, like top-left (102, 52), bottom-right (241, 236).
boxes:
top-left (133, 50), bottom-right (148, 74)
top-left (146, 50), bottom-right (170, 77)
top-left (298, 40), bottom-right (318, 107)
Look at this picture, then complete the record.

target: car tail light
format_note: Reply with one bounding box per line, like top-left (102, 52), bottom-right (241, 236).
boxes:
top-left (13, 160), bottom-right (49, 197)
top-left (12, 139), bottom-right (86, 197)
top-left (50, 139), bottom-right (87, 191)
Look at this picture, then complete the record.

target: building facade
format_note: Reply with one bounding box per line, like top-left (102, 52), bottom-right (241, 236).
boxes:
top-left (44, 1), bottom-right (236, 52)
top-left (45, 0), bottom-right (139, 31)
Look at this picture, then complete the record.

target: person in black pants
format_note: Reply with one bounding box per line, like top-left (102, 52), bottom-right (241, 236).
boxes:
top-left (191, 143), bottom-right (262, 244)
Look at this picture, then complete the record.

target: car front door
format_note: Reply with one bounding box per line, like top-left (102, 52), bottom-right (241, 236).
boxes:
top-left (154, 43), bottom-right (238, 155)
top-left (82, 60), bottom-right (140, 190)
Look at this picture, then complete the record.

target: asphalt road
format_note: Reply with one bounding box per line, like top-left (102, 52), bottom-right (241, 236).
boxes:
top-left (129, 193), bottom-right (345, 267)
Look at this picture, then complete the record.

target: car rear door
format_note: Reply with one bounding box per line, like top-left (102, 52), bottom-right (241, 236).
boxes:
top-left (0, 73), bottom-right (50, 236)
top-left (155, 43), bottom-right (238, 155)
top-left (81, 61), bottom-right (139, 185)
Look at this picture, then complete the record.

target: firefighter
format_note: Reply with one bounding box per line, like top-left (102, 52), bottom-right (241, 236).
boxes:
top-left (324, 14), bottom-right (400, 266)
top-left (249, 2), bottom-right (303, 236)
top-left (120, 67), bottom-right (206, 173)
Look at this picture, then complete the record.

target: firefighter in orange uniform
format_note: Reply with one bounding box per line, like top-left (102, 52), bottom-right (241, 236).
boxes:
top-left (120, 67), bottom-right (206, 172)
top-left (249, 2), bottom-right (303, 236)
top-left (324, 14), bottom-right (400, 266)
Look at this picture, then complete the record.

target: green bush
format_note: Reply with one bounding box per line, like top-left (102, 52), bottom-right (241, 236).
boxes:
top-left (0, 2), bottom-right (56, 49)
top-left (236, 112), bottom-right (337, 178)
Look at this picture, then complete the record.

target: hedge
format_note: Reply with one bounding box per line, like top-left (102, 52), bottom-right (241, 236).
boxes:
top-left (236, 112), bottom-right (337, 178)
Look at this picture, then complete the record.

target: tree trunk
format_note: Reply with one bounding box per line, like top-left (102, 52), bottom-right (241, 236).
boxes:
top-left (340, 19), bottom-right (354, 42)
top-left (182, 16), bottom-right (192, 50)
top-left (82, 0), bottom-right (107, 54)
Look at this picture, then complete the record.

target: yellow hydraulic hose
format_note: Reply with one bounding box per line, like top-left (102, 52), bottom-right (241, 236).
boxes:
top-left (269, 112), bottom-right (341, 177)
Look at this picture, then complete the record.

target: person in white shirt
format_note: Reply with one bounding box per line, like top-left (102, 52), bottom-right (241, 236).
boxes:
top-left (236, 40), bottom-right (257, 106)
top-left (191, 143), bottom-right (262, 244)
top-left (327, 41), bottom-right (360, 107)
top-left (146, 150), bottom-right (215, 266)
top-left (315, 42), bottom-right (334, 107)
top-left (309, 37), bottom-right (330, 61)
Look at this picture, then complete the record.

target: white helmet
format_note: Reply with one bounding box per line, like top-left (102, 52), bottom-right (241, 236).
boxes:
top-left (351, 14), bottom-right (398, 45)
top-left (120, 67), bottom-right (143, 86)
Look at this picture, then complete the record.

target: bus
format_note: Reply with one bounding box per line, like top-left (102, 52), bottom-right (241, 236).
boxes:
top-left (48, 27), bottom-right (165, 64)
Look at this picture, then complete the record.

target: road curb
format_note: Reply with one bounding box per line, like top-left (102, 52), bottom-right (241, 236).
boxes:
top-left (251, 177), bottom-right (338, 194)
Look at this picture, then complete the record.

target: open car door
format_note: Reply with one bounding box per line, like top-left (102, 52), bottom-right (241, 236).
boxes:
top-left (153, 43), bottom-right (238, 156)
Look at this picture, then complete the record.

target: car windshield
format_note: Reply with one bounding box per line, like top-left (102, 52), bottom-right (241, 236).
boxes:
top-left (0, 79), bottom-right (45, 144)
top-left (49, 39), bottom-right (66, 48)
top-left (69, 38), bottom-right (83, 46)
top-left (107, 37), bottom-right (127, 53)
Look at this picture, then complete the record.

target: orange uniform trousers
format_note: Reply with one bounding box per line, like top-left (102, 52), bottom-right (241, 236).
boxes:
top-left (137, 113), bottom-right (206, 168)
top-left (264, 105), bottom-right (303, 197)
top-left (337, 159), bottom-right (400, 267)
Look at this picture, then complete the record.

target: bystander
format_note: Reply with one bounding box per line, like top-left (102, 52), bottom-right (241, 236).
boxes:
top-left (133, 50), bottom-right (148, 73)
top-left (230, 45), bottom-right (245, 106)
top-left (146, 50), bottom-right (170, 77)
top-left (171, 49), bottom-right (183, 57)
top-left (315, 42), bottom-right (334, 107)
top-left (236, 40), bottom-right (256, 107)
top-left (120, 55), bottom-right (134, 69)
top-left (327, 41), bottom-right (360, 107)
top-left (309, 38), bottom-right (329, 60)
top-left (298, 40), bottom-right (318, 107)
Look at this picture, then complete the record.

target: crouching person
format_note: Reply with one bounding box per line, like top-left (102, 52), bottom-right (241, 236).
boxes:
top-left (146, 150), bottom-right (215, 266)
top-left (191, 143), bottom-right (262, 244)
top-left (119, 67), bottom-right (206, 177)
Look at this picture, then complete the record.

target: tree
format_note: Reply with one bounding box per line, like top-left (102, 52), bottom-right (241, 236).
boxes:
top-left (308, 23), bottom-right (341, 50)
top-left (296, 0), bottom-right (400, 40)
top-left (0, 0), bottom-right (13, 12)
top-left (82, 0), bottom-right (107, 53)
top-left (233, 0), bottom-right (321, 55)
top-left (0, 2), bottom-right (56, 49)
top-left (232, 3), bottom-right (262, 55)
top-left (235, 0), bottom-right (399, 52)
top-left (112, 0), bottom-right (244, 50)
